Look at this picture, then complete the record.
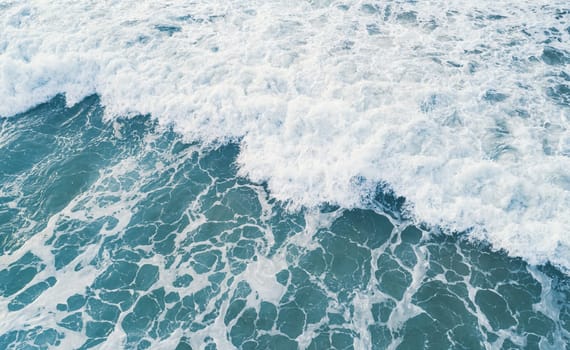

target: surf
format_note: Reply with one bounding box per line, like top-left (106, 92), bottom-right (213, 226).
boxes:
top-left (2, 1), bottom-right (569, 270)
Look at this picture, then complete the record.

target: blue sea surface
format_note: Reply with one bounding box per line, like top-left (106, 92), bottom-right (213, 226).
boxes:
top-left (1, 96), bottom-right (569, 349)
top-left (2, 1), bottom-right (570, 349)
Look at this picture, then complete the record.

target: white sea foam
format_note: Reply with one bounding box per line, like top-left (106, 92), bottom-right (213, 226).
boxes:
top-left (1, 0), bottom-right (569, 268)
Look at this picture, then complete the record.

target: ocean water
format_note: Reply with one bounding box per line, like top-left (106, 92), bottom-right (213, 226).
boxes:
top-left (1, 1), bottom-right (570, 349)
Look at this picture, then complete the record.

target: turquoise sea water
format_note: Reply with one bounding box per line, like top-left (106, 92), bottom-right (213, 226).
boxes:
top-left (1, 96), bottom-right (569, 349)
top-left (2, 1), bottom-right (570, 349)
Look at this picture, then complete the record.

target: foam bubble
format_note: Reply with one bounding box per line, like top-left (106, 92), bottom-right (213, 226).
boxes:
top-left (1, 0), bottom-right (569, 269)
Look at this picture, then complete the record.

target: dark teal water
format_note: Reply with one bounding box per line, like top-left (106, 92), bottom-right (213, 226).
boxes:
top-left (1, 96), bottom-right (569, 349)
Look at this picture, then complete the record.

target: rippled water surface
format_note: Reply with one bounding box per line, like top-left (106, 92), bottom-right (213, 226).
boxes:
top-left (1, 0), bottom-right (570, 267)
top-left (1, 0), bottom-right (570, 348)
top-left (1, 97), bottom-right (569, 349)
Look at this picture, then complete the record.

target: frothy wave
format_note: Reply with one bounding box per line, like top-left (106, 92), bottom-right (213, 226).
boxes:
top-left (1, 1), bottom-right (569, 268)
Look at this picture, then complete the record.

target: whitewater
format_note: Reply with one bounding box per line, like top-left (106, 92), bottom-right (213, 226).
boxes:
top-left (2, 0), bottom-right (569, 269)
top-left (1, 1), bottom-right (570, 349)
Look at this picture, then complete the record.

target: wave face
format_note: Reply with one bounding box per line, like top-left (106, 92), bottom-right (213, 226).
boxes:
top-left (1, 96), bottom-right (570, 349)
top-left (1, 1), bottom-right (570, 268)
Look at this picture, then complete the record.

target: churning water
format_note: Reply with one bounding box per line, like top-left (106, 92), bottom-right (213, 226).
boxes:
top-left (1, 1), bottom-right (570, 349)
